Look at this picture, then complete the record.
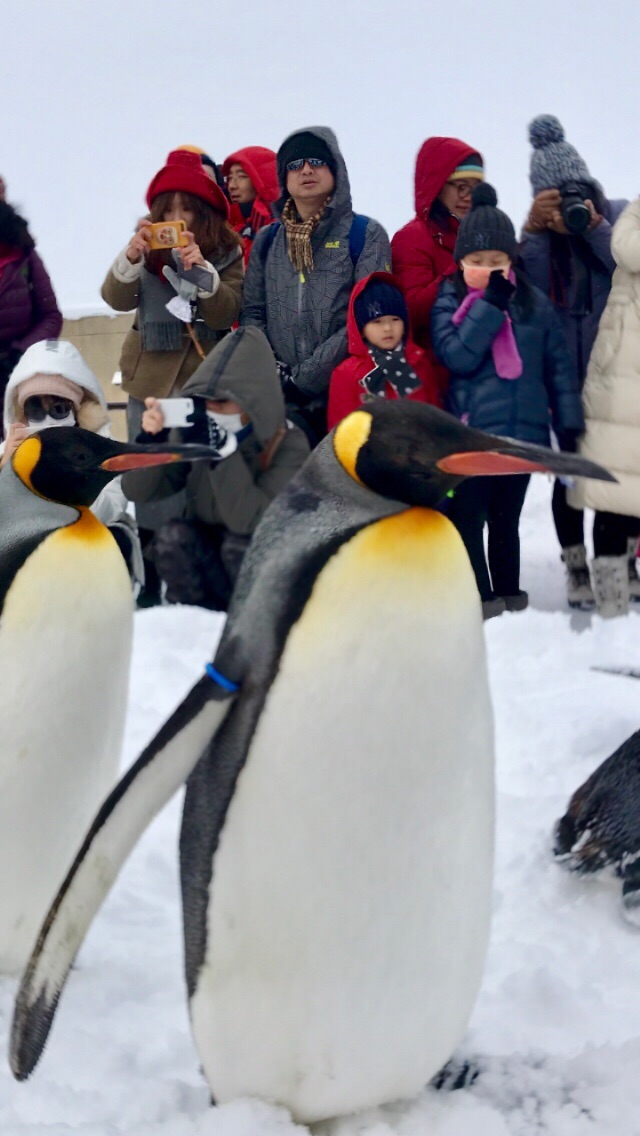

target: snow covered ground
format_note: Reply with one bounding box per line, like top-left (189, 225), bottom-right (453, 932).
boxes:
top-left (2, 474), bottom-right (640, 1135)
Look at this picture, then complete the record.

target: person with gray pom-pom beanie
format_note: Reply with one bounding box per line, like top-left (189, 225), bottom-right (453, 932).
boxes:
top-left (520, 114), bottom-right (628, 610)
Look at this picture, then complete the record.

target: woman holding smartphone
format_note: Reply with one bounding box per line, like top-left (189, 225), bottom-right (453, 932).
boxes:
top-left (101, 148), bottom-right (244, 604)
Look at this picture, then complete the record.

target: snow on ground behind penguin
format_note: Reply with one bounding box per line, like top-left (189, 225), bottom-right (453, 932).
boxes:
top-left (2, 479), bottom-right (640, 1134)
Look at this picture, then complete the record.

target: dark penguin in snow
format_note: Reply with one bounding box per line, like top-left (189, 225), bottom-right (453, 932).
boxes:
top-left (10, 403), bottom-right (613, 1123)
top-left (554, 727), bottom-right (640, 924)
top-left (0, 427), bottom-right (217, 974)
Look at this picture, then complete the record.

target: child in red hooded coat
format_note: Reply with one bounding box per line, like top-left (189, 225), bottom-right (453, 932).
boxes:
top-left (327, 272), bottom-right (440, 429)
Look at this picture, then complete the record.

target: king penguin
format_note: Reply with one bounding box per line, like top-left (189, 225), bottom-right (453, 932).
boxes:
top-left (0, 426), bottom-right (216, 974)
top-left (10, 404), bottom-right (614, 1122)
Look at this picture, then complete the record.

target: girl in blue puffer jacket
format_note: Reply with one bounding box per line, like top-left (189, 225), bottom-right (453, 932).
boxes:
top-left (431, 183), bottom-right (583, 618)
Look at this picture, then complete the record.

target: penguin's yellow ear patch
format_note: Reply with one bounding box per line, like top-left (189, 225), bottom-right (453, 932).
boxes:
top-left (12, 435), bottom-right (42, 494)
top-left (333, 411), bottom-right (372, 486)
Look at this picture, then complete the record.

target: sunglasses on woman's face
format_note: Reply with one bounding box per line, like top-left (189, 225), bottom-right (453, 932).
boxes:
top-left (285, 158), bottom-right (328, 172)
top-left (23, 395), bottom-right (75, 423)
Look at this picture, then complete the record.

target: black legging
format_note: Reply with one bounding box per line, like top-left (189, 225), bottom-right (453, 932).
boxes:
top-left (553, 481), bottom-right (640, 556)
top-left (552, 480), bottom-right (584, 548)
top-left (447, 475), bottom-right (531, 601)
top-left (593, 512), bottom-right (640, 557)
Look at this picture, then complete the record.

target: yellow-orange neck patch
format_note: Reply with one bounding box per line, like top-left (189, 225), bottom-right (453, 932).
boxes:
top-left (11, 435), bottom-right (43, 496)
top-left (333, 411), bottom-right (372, 486)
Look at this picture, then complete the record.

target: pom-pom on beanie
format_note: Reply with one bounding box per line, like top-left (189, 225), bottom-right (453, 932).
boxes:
top-left (528, 115), bottom-right (593, 196)
top-left (146, 150), bottom-right (230, 219)
top-left (454, 184), bottom-right (518, 262)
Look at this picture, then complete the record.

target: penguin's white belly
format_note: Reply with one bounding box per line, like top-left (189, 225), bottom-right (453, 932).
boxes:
top-left (0, 515), bottom-right (132, 973)
top-left (193, 509), bottom-right (495, 1123)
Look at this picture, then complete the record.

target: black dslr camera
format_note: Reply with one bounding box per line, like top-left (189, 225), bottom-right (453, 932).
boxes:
top-left (560, 183), bottom-right (592, 235)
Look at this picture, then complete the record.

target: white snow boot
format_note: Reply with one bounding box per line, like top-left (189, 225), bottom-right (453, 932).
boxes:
top-left (627, 537), bottom-right (640, 603)
top-left (591, 555), bottom-right (630, 619)
top-left (561, 544), bottom-right (595, 610)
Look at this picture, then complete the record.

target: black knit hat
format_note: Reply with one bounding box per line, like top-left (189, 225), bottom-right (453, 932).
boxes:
top-left (454, 184), bottom-right (518, 262)
top-left (354, 280), bottom-right (408, 333)
top-left (279, 131), bottom-right (337, 178)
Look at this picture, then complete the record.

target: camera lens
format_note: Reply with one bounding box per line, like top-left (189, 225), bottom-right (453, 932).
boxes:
top-left (560, 185), bottom-right (591, 235)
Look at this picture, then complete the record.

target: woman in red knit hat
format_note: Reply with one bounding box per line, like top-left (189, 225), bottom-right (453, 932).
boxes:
top-left (221, 146), bottom-right (279, 265)
top-left (101, 149), bottom-right (244, 605)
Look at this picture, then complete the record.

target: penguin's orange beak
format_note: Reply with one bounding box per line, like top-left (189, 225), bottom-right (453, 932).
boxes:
top-left (437, 442), bottom-right (616, 484)
top-left (100, 452), bottom-right (183, 472)
top-left (437, 451), bottom-right (550, 476)
top-left (99, 441), bottom-right (217, 472)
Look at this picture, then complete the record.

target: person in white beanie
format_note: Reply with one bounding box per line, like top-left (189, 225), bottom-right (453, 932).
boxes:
top-left (1, 339), bottom-right (143, 583)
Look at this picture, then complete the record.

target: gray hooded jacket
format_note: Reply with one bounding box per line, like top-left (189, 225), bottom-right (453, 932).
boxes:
top-left (122, 327), bottom-right (309, 535)
top-left (240, 126), bottom-right (391, 398)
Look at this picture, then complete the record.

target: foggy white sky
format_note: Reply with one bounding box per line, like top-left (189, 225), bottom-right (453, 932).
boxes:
top-left (3, 0), bottom-right (638, 312)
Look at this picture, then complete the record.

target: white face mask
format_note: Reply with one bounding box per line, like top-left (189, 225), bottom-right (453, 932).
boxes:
top-left (206, 410), bottom-right (246, 435)
top-left (24, 411), bottom-right (76, 435)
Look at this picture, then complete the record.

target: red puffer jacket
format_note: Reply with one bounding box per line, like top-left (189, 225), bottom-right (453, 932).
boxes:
top-left (327, 271), bottom-right (440, 429)
top-left (391, 137), bottom-right (480, 396)
top-left (222, 146), bottom-right (279, 265)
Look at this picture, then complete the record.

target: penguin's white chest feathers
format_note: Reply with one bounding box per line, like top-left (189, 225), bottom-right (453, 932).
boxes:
top-left (0, 510), bottom-right (132, 972)
top-left (194, 508), bottom-right (496, 1123)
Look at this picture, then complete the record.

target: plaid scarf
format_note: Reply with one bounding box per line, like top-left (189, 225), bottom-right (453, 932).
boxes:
top-left (281, 196), bottom-right (330, 272)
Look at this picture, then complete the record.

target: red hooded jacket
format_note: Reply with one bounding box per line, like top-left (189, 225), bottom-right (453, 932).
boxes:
top-left (327, 272), bottom-right (440, 429)
top-left (222, 146), bottom-right (279, 265)
top-left (391, 138), bottom-right (480, 394)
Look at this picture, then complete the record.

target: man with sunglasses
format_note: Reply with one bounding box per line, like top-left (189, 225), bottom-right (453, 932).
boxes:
top-left (241, 127), bottom-right (391, 446)
top-left (391, 138), bottom-right (484, 401)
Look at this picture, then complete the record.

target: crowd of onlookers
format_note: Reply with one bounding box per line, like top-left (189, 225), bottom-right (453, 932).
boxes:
top-left (1, 115), bottom-right (639, 619)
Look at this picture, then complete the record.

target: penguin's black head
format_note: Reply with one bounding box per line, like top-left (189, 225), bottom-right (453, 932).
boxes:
top-left (332, 402), bottom-right (616, 507)
top-left (11, 427), bottom-right (218, 507)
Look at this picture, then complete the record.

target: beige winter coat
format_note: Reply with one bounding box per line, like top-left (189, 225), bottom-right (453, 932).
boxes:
top-left (569, 199), bottom-right (640, 516)
top-left (101, 247), bottom-right (243, 401)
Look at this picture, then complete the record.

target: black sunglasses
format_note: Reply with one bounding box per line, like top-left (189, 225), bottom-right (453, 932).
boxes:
top-left (285, 158), bottom-right (328, 172)
top-left (23, 395), bottom-right (75, 423)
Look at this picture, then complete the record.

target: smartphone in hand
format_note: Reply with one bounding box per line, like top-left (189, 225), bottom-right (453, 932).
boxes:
top-left (156, 398), bottom-right (195, 428)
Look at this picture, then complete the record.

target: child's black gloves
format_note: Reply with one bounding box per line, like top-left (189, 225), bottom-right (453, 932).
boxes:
top-left (484, 271), bottom-right (516, 311)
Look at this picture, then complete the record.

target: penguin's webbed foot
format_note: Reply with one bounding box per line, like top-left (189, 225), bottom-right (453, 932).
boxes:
top-left (431, 1056), bottom-right (481, 1091)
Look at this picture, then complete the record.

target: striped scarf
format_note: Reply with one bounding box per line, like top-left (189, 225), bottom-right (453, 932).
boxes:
top-left (281, 196), bottom-right (330, 272)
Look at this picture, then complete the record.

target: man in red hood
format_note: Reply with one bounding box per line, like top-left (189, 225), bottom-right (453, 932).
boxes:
top-left (222, 146), bottom-right (279, 265)
top-left (327, 271), bottom-right (439, 428)
top-left (391, 138), bottom-right (483, 396)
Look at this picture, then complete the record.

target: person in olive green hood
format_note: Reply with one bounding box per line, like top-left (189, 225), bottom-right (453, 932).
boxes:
top-left (122, 326), bottom-right (309, 610)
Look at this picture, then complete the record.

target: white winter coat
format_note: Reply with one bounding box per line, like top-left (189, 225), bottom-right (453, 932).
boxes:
top-left (569, 199), bottom-right (640, 516)
top-left (1, 341), bottom-right (143, 581)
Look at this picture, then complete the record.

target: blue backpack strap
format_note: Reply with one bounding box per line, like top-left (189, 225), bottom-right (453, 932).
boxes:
top-left (258, 221), bottom-right (281, 264)
top-left (349, 214), bottom-right (369, 267)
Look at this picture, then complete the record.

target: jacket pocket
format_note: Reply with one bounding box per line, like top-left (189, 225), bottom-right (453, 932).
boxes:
top-left (119, 328), bottom-right (143, 389)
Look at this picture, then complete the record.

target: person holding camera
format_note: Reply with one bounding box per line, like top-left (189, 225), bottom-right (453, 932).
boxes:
top-left (122, 326), bottom-right (309, 611)
top-left (0, 180), bottom-right (62, 431)
top-left (520, 116), bottom-right (628, 609)
top-left (240, 126), bottom-right (391, 447)
top-left (101, 149), bottom-right (244, 605)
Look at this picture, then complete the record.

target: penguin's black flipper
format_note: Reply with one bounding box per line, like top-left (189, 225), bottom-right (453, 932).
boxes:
top-left (10, 673), bottom-right (236, 1081)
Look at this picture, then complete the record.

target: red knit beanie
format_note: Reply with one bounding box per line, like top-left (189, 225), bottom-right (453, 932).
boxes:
top-left (146, 150), bottom-right (230, 219)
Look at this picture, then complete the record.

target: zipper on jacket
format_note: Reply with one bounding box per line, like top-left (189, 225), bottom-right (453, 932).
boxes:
top-left (298, 271), bottom-right (306, 357)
